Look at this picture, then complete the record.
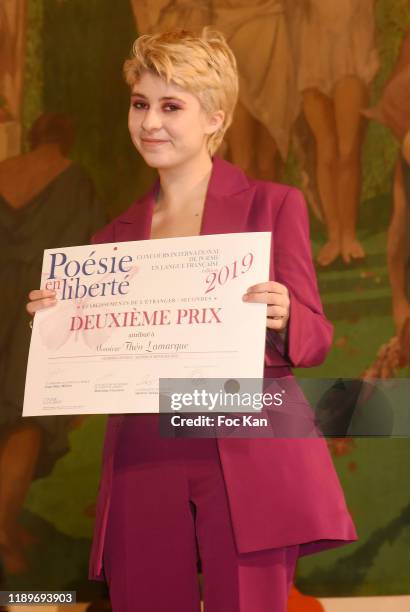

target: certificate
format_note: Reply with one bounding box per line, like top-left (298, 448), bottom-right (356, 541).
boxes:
top-left (23, 233), bottom-right (271, 415)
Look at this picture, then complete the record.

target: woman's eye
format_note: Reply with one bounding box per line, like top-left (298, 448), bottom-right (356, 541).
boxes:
top-left (131, 101), bottom-right (181, 112)
top-left (132, 101), bottom-right (147, 109)
top-left (164, 104), bottom-right (180, 112)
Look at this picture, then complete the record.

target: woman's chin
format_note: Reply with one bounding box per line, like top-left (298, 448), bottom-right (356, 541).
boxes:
top-left (139, 151), bottom-right (183, 171)
top-left (140, 156), bottom-right (161, 169)
top-left (141, 157), bottom-right (174, 170)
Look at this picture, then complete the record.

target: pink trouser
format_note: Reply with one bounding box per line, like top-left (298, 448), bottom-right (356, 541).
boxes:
top-left (102, 415), bottom-right (299, 612)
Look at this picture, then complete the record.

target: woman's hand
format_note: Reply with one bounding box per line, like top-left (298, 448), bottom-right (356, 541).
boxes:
top-left (26, 289), bottom-right (57, 317)
top-left (242, 281), bottom-right (290, 331)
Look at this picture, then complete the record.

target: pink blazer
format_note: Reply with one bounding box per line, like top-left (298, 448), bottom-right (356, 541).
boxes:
top-left (89, 157), bottom-right (358, 580)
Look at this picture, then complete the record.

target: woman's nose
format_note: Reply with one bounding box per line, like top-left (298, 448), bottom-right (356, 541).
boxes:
top-left (141, 108), bottom-right (162, 132)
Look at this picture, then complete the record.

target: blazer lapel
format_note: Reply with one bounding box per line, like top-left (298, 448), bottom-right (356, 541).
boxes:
top-left (114, 182), bottom-right (158, 242)
top-left (200, 157), bottom-right (255, 236)
top-left (114, 156), bottom-right (254, 240)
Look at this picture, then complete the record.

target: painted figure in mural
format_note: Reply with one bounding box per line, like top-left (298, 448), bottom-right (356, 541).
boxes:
top-left (129, 0), bottom-right (211, 33)
top-left (0, 113), bottom-right (105, 574)
top-left (288, 0), bottom-right (379, 266)
top-left (365, 28), bottom-right (410, 372)
top-left (129, 0), bottom-right (298, 180)
top-left (0, 0), bottom-right (26, 159)
top-left (28, 30), bottom-right (357, 611)
top-left (0, 0), bottom-right (25, 121)
top-left (212, 0), bottom-right (298, 180)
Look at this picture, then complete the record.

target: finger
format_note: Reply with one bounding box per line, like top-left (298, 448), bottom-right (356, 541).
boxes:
top-left (243, 292), bottom-right (289, 307)
top-left (246, 281), bottom-right (288, 295)
top-left (26, 297), bottom-right (57, 316)
top-left (28, 289), bottom-right (56, 301)
top-left (266, 317), bottom-right (288, 330)
top-left (267, 305), bottom-right (288, 318)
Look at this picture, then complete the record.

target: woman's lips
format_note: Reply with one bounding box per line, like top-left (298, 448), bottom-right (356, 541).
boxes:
top-left (141, 138), bottom-right (169, 146)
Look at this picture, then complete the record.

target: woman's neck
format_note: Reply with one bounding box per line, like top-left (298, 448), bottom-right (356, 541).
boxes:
top-left (156, 151), bottom-right (213, 212)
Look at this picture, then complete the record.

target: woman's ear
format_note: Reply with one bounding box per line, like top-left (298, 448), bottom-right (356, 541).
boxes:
top-left (205, 109), bottom-right (225, 135)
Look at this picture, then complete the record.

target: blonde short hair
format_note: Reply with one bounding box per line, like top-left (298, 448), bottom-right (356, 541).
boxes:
top-left (123, 28), bottom-right (239, 156)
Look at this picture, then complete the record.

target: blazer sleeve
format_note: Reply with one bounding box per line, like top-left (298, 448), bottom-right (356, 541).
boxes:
top-left (266, 187), bottom-right (333, 368)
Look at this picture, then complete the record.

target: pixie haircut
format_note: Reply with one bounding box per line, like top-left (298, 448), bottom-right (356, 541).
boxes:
top-left (123, 28), bottom-right (239, 156)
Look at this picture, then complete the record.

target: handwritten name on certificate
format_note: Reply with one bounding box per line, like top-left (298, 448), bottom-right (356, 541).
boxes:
top-left (23, 233), bottom-right (271, 415)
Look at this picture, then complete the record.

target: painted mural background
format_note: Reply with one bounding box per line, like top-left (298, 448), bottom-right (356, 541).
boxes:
top-left (0, 0), bottom-right (409, 602)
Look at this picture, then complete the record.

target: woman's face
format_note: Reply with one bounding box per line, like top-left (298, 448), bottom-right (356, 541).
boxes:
top-left (128, 71), bottom-right (222, 170)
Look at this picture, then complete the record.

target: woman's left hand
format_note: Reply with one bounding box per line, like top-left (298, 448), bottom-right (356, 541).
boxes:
top-left (242, 281), bottom-right (290, 331)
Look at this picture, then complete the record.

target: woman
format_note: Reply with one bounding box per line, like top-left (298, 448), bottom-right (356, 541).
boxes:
top-left (27, 30), bottom-right (357, 612)
top-left (288, 0), bottom-right (379, 266)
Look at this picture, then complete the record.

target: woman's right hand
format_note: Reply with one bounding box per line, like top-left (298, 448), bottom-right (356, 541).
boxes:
top-left (26, 290), bottom-right (57, 316)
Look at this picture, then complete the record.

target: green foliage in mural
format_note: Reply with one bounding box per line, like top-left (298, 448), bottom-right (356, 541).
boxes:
top-left (42, 0), bottom-right (137, 215)
top-left (362, 0), bottom-right (410, 200)
top-left (22, 0), bottom-right (44, 149)
top-left (28, 0), bottom-right (155, 217)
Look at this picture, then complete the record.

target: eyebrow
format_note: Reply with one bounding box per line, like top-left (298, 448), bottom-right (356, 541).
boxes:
top-left (130, 92), bottom-right (186, 103)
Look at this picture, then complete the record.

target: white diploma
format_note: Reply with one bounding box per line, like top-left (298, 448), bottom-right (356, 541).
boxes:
top-left (23, 232), bottom-right (271, 415)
